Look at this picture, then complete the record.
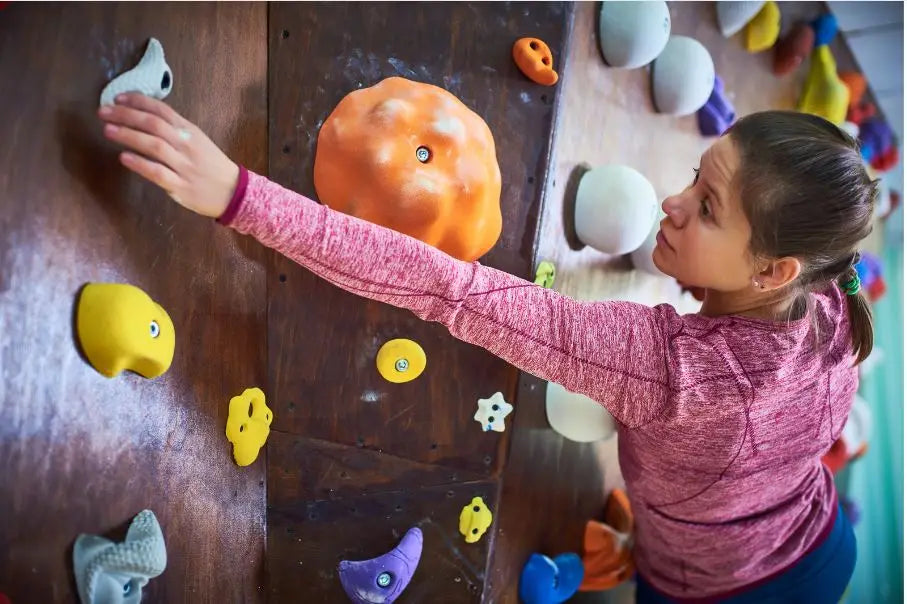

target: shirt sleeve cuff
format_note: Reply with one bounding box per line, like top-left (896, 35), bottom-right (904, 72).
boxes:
top-left (216, 164), bottom-right (249, 226)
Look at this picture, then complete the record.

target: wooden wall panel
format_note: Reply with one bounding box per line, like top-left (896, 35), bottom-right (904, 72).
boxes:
top-left (0, 3), bottom-right (268, 602)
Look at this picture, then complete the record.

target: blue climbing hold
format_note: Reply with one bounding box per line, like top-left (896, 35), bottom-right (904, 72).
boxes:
top-left (518, 552), bottom-right (584, 604)
top-left (811, 13), bottom-right (838, 47)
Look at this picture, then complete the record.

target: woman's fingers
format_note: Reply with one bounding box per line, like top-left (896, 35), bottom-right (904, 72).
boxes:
top-left (114, 92), bottom-right (187, 127)
top-left (119, 151), bottom-right (183, 194)
top-left (98, 103), bottom-right (183, 148)
top-left (104, 123), bottom-right (186, 173)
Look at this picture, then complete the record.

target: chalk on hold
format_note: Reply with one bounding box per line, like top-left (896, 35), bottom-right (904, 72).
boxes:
top-left (519, 553), bottom-right (584, 604)
top-left (376, 339), bottom-right (426, 384)
top-left (338, 527), bottom-right (423, 604)
top-left (513, 38), bottom-right (558, 86)
top-left (76, 283), bottom-right (175, 379)
top-left (99, 38), bottom-right (172, 107)
top-left (226, 387), bottom-right (272, 466)
top-left (73, 509), bottom-right (167, 604)
top-left (459, 497), bottom-right (493, 544)
top-left (474, 392), bottom-right (513, 433)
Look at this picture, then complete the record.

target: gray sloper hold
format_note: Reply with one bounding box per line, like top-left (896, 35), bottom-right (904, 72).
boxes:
top-left (73, 509), bottom-right (167, 604)
top-left (100, 38), bottom-right (173, 107)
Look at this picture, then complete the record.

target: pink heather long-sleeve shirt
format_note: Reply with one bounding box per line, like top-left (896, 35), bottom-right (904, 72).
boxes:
top-left (220, 167), bottom-right (857, 600)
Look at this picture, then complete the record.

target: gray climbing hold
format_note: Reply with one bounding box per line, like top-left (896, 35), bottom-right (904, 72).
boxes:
top-left (73, 509), bottom-right (167, 604)
top-left (100, 38), bottom-right (173, 107)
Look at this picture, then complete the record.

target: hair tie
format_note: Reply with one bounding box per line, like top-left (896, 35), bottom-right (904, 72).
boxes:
top-left (841, 273), bottom-right (861, 296)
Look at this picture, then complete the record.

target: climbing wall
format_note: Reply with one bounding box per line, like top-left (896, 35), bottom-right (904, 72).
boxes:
top-left (265, 2), bottom-right (569, 600)
top-left (0, 3), bottom-right (269, 601)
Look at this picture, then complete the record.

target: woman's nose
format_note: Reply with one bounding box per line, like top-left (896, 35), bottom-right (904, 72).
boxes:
top-left (662, 195), bottom-right (687, 227)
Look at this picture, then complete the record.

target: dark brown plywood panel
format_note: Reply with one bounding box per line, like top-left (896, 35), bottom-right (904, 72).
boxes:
top-left (0, 3), bottom-right (268, 602)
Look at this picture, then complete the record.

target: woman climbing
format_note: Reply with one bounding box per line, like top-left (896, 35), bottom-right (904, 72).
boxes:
top-left (99, 94), bottom-right (873, 603)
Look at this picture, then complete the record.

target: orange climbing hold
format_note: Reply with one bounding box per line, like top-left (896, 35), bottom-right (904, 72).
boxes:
top-left (314, 77), bottom-right (502, 262)
top-left (579, 488), bottom-right (635, 592)
top-left (513, 37), bottom-right (558, 86)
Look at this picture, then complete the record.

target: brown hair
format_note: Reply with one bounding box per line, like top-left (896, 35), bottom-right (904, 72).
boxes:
top-left (728, 111), bottom-right (878, 364)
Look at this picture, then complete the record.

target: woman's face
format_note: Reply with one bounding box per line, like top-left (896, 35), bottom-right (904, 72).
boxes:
top-left (653, 135), bottom-right (756, 291)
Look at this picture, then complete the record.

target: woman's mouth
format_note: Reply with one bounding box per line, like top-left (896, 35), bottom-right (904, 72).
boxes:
top-left (656, 229), bottom-right (674, 252)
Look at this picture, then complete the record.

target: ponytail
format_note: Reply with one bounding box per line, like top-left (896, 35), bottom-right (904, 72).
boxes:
top-left (838, 266), bottom-right (874, 364)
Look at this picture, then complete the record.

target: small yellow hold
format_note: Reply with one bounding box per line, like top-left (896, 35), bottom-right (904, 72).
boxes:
top-left (534, 261), bottom-right (556, 289)
top-left (376, 339), bottom-right (426, 384)
top-left (459, 496), bottom-right (493, 544)
top-left (76, 283), bottom-right (175, 378)
top-left (745, 1), bottom-right (781, 53)
top-left (226, 387), bottom-right (273, 466)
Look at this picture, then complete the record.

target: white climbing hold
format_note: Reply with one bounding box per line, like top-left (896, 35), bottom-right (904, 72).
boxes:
top-left (100, 38), bottom-right (173, 107)
top-left (474, 392), bottom-right (513, 433)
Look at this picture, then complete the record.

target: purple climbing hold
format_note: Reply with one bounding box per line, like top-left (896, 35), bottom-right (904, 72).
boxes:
top-left (338, 527), bottom-right (423, 603)
top-left (697, 75), bottom-right (736, 137)
top-left (859, 118), bottom-right (893, 162)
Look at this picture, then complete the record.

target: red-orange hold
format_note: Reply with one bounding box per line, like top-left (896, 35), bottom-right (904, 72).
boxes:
top-left (513, 37), bottom-right (558, 86)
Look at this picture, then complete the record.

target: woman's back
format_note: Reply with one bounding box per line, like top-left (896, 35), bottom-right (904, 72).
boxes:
top-left (625, 285), bottom-right (857, 598)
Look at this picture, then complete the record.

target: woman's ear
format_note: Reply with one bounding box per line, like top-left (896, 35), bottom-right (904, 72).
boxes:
top-left (760, 257), bottom-right (801, 290)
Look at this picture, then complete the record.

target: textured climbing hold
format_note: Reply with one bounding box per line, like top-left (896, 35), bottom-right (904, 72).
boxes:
top-left (798, 45), bottom-right (849, 124)
top-left (474, 391), bottom-right (513, 433)
top-left (811, 13), bottom-right (838, 47)
top-left (338, 527), bottom-right (423, 604)
top-left (772, 23), bottom-right (814, 76)
top-left (459, 497), bottom-right (493, 544)
top-left (534, 261), bottom-right (556, 288)
top-left (696, 75), bottom-right (736, 137)
top-left (73, 509), bottom-right (167, 604)
top-left (630, 209), bottom-right (668, 276)
top-left (513, 37), bottom-right (558, 86)
top-left (574, 165), bottom-right (659, 254)
top-left (314, 77), bottom-right (502, 262)
top-left (545, 381), bottom-right (616, 443)
top-left (519, 553), bottom-right (585, 604)
top-left (579, 489), bottom-right (635, 591)
top-left (76, 283), bottom-right (175, 379)
top-left (376, 339), bottom-right (426, 384)
top-left (598, 1), bottom-right (670, 69)
top-left (744, 1), bottom-right (780, 53)
top-left (716, 1), bottom-right (764, 38)
top-left (100, 38), bottom-right (172, 107)
top-left (226, 387), bottom-right (272, 466)
top-left (652, 36), bottom-right (715, 117)
top-left (839, 72), bottom-right (867, 110)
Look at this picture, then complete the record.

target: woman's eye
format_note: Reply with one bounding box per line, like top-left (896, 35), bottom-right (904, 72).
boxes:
top-left (700, 199), bottom-right (711, 217)
top-left (692, 168), bottom-right (700, 185)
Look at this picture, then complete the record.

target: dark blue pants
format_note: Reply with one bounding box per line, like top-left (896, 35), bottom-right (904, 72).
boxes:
top-left (636, 505), bottom-right (857, 603)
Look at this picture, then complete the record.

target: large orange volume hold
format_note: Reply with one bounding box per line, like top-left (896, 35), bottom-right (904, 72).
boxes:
top-left (314, 77), bottom-right (503, 262)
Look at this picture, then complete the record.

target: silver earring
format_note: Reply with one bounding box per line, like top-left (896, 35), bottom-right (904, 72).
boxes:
top-left (753, 279), bottom-right (763, 289)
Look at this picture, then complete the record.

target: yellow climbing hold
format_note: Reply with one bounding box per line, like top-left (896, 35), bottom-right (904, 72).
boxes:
top-left (226, 387), bottom-right (273, 466)
top-left (459, 496), bottom-right (493, 544)
top-left (76, 283), bottom-right (175, 378)
top-left (376, 339), bottom-right (426, 384)
top-left (534, 261), bottom-right (556, 289)
top-left (745, 1), bottom-right (781, 53)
